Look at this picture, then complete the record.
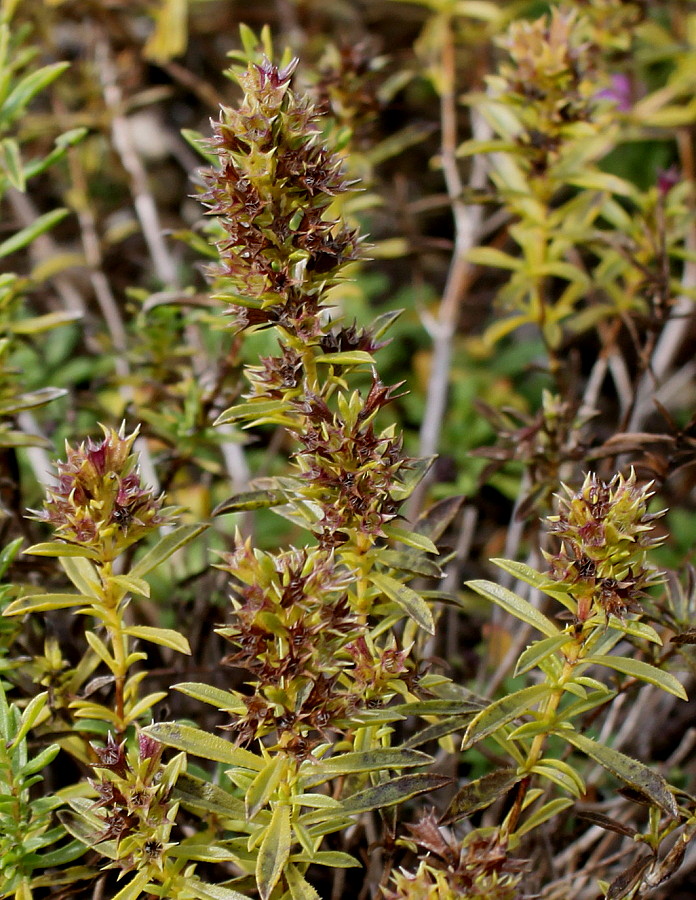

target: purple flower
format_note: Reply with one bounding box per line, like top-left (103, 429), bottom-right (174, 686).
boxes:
top-left (596, 73), bottom-right (633, 112)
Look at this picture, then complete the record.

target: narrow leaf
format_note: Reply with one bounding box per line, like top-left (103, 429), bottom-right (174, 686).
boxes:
top-left (4, 593), bottom-right (92, 615)
top-left (256, 804), bottom-right (291, 900)
top-left (304, 748), bottom-right (431, 787)
top-left (143, 722), bottom-right (263, 771)
top-left (246, 756), bottom-right (287, 820)
top-left (514, 633), bottom-right (571, 677)
top-left (462, 684), bottom-right (551, 750)
top-left (213, 489), bottom-right (284, 515)
top-left (585, 655), bottom-right (687, 700)
top-left (561, 731), bottom-right (678, 818)
top-left (516, 798), bottom-right (573, 837)
top-left (1, 62), bottom-right (69, 122)
top-left (316, 350), bottom-right (375, 365)
top-left (123, 625), bottom-right (191, 655)
top-left (112, 870), bottom-right (152, 900)
top-left (174, 772), bottom-right (246, 819)
top-left (466, 579), bottom-right (559, 637)
top-left (442, 768), bottom-right (521, 824)
top-left (130, 524), bottom-right (208, 578)
top-left (285, 864), bottom-right (321, 900)
top-left (342, 773), bottom-right (450, 814)
top-left (24, 541), bottom-right (100, 560)
top-left (0, 209), bottom-right (68, 258)
top-left (372, 572), bottom-right (434, 634)
top-left (174, 682), bottom-right (241, 711)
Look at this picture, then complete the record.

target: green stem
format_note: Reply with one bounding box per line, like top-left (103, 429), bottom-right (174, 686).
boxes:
top-left (98, 561), bottom-right (129, 735)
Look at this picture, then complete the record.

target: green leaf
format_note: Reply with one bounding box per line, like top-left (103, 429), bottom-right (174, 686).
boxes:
top-left (130, 524), bottom-right (208, 578)
top-left (246, 756), bottom-right (288, 820)
top-left (24, 542), bottom-right (100, 560)
top-left (4, 592), bottom-right (92, 615)
top-left (382, 524), bottom-right (438, 555)
top-left (400, 716), bottom-right (472, 749)
top-left (123, 625), bottom-right (191, 655)
top-left (256, 803), bottom-right (291, 900)
top-left (514, 633), bottom-right (571, 677)
top-left (213, 489), bottom-right (285, 515)
top-left (529, 761), bottom-right (585, 796)
top-left (214, 400), bottom-right (293, 427)
top-left (441, 768), bottom-right (521, 824)
top-left (291, 850), bottom-right (359, 868)
top-left (0, 136), bottom-right (23, 190)
top-left (371, 572), bottom-right (434, 634)
top-left (0, 209), bottom-right (69, 258)
top-left (110, 574), bottom-right (150, 598)
top-left (285, 864), bottom-right (321, 900)
top-left (316, 350), bottom-right (375, 366)
top-left (184, 881), bottom-right (252, 900)
top-left (1, 61), bottom-right (69, 122)
top-left (466, 246), bottom-right (521, 270)
top-left (143, 722), bottom-right (263, 771)
top-left (173, 772), bottom-right (246, 819)
top-left (341, 773), bottom-right (451, 814)
top-left (516, 798), bottom-right (574, 837)
top-left (112, 870), bottom-right (152, 900)
top-left (395, 698), bottom-right (484, 717)
top-left (10, 309), bottom-right (83, 334)
top-left (461, 684), bottom-right (551, 750)
top-left (304, 748), bottom-right (431, 787)
top-left (560, 731), bottom-right (678, 818)
top-left (174, 682), bottom-right (241, 711)
top-left (583, 655), bottom-right (687, 700)
top-left (11, 691), bottom-right (48, 746)
top-left (0, 386), bottom-right (68, 415)
top-left (60, 555), bottom-right (100, 596)
top-left (466, 579), bottom-right (559, 637)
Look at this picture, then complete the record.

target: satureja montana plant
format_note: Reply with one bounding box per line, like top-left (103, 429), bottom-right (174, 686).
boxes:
top-left (3, 9), bottom-right (696, 900)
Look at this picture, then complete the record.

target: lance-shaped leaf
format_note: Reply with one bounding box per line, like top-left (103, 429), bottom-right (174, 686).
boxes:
top-left (143, 722), bottom-right (263, 771)
top-left (246, 756), bottom-right (290, 820)
top-left (130, 524), bottom-right (208, 578)
top-left (514, 633), bottom-right (572, 677)
top-left (23, 541), bottom-right (100, 560)
top-left (1, 61), bottom-right (70, 122)
top-left (401, 716), bottom-right (471, 749)
top-left (111, 871), bottom-right (152, 900)
top-left (285, 864), bottom-right (321, 900)
top-left (182, 881), bottom-right (249, 900)
top-left (256, 803), bottom-right (292, 900)
top-left (303, 748), bottom-right (431, 787)
top-left (583, 655), bottom-right (687, 701)
top-left (0, 209), bottom-right (69, 258)
top-left (442, 768), bottom-right (521, 824)
top-left (561, 731), bottom-right (678, 818)
top-left (123, 625), bottom-right (191, 655)
top-left (213, 489), bottom-right (285, 515)
top-left (371, 571), bottom-right (434, 634)
top-left (4, 593), bottom-right (94, 616)
top-left (466, 579), bottom-right (559, 637)
top-left (461, 684), bottom-right (551, 751)
top-left (174, 773), bottom-right (246, 820)
top-left (341, 773), bottom-right (451, 815)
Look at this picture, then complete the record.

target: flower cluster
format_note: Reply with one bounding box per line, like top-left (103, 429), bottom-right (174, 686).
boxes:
top-left (493, 8), bottom-right (607, 175)
top-left (383, 814), bottom-right (524, 900)
top-left (87, 732), bottom-right (182, 874)
top-left (217, 543), bottom-right (364, 752)
top-left (546, 470), bottom-right (664, 621)
top-left (291, 377), bottom-right (407, 547)
top-left (38, 425), bottom-right (168, 559)
top-left (201, 57), bottom-right (359, 336)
